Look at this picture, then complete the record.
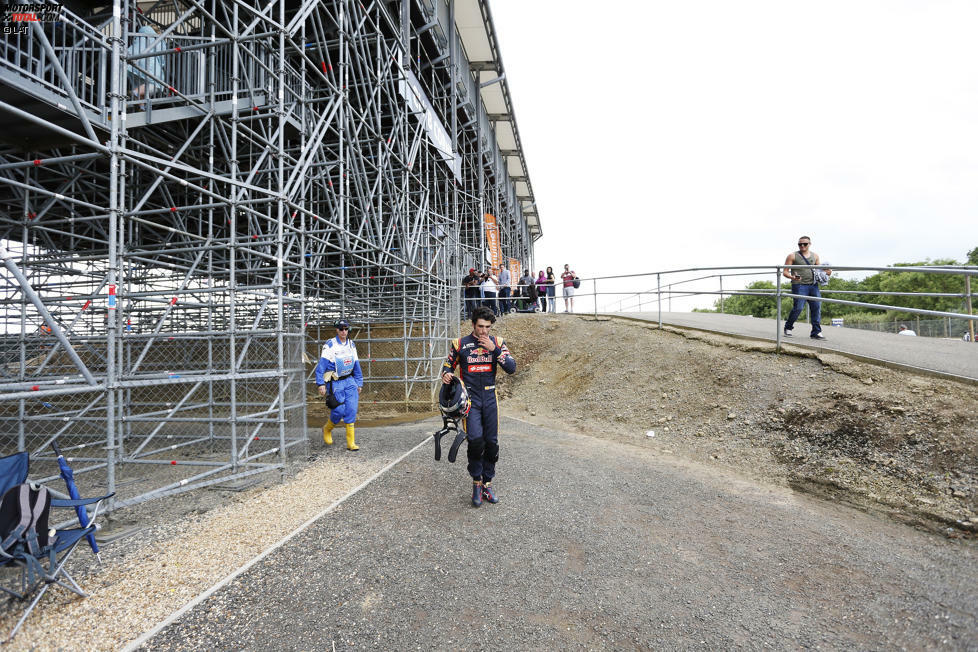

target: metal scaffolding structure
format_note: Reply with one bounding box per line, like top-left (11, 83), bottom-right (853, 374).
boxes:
top-left (0, 0), bottom-right (540, 512)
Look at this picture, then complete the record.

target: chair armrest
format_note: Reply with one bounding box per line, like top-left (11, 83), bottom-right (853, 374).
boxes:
top-left (50, 492), bottom-right (114, 508)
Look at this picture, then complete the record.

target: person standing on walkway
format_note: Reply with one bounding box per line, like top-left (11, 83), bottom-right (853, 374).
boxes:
top-left (536, 271), bottom-right (548, 312)
top-left (545, 267), bottom-right (557, 313)
top-left (462, 268), bottom-right (480, 318)
top-left (783, 236), bottom-right (831, 340)
top-left (482, 267), bottom-right (499, 316)
top-left (560, 264), bottom-right (577, 313)
top-left (498, 265), bottom-right (512, 314)
top-left (898, 324), bottom-right (917, 336)
top-left (441, 306), bottom-right (517, 507)
top-left (316, 319), bottom-right (364, 450)
top-left (519, 269), bottom-right (536, 311)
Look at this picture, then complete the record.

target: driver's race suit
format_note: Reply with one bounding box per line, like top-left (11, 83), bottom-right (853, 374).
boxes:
top-left (441, 334), bottom-right (516, 482)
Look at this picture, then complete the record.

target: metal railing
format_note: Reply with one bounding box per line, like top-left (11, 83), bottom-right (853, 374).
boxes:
top-left (483, 265), bottom-right (978, 349)
top-left (0, 5), bottom-right (110, 121)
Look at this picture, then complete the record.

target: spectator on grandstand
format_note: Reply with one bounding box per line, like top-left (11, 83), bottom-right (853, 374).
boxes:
top-left (128, 25), bottom-right (166, 103)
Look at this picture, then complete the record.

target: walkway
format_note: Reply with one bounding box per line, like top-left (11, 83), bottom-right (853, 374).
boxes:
top-left (615, 311), bottom-right (978, 383)
top-left (137, 418), bottom-right (977, 650)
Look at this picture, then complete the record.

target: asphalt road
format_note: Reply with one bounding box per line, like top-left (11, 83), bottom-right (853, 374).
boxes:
top-left (615, 311), bottom-right (978, 382)
top-left (140, 417), bottom-right (977, 650)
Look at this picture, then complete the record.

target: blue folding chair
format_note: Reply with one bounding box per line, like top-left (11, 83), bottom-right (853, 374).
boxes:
top-left (0, 450), bottom-right (113, 641)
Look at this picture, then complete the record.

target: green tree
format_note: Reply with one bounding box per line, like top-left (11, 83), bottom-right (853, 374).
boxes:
top-left (714, 281), bottom-right (778, 318)
top-left (873, 258), bottom-right (965, 318)
top-left (818, 275), bottom-right (866, 319)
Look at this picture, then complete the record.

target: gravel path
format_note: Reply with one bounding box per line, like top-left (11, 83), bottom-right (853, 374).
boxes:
top-left (141, 417), bottom-right (978, 650)
top-left (0, 422), bottom-right (433, 651)
top-left (616, 312), bottom-right (978, 382)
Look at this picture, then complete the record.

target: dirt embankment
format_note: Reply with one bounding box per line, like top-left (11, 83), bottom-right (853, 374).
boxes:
top-left (492, 314), bottom-right (978, 537)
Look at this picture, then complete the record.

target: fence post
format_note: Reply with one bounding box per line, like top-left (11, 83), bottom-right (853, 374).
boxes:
top-left (719, 275), bottom-right (724, 313)
top-left (967, 274), bottom-right (975, 343)
top-left (593, 279), bottom-right (597, 319)
top-left (776, 267), bottom-right (782, 353)
top-left (657, 273), bottom-right (662, 329)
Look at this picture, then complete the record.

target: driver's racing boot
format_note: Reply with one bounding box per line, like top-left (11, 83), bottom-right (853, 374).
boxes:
top-left (472, 481), bottom-right (483, 507)
top-left (482, 482), bottom-right (498, 504)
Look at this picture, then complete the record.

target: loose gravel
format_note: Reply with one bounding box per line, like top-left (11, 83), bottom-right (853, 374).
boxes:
top-left (0, 423), bottom-right (433, 651)
top-left (142, 418), bottom-right (978, 650)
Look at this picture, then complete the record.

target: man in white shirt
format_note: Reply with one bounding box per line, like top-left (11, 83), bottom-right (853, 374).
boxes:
top-left (481, 268), bottom-right (499, 316)
top-left (898, 324), bottom-right (917, 336)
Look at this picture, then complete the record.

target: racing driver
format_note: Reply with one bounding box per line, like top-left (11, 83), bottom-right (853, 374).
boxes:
top-left (441, 305), bottom-right (517, 507)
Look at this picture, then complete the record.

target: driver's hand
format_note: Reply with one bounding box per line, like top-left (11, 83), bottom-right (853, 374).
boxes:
top-left (477, 335), bottom-right (495, 352)
top-left (442, 372), bottom-right (454, 384)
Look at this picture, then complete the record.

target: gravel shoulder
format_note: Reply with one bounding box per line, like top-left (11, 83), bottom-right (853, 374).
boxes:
top-left (0, 423), bottom-right (434, 651)
top-left (492, 313), bottom-right (978, 537)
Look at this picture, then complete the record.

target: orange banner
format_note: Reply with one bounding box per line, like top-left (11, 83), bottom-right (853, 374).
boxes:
top-left (484, 213), bottom-right (502, 269)
top-left (508, 258), bottom-right (521, 288)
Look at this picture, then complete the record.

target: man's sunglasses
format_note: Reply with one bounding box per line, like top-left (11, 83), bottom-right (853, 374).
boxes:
top-left (337, 326), bottom-right (349, 331)
top-left (798, 242), bottom-right (810, 246)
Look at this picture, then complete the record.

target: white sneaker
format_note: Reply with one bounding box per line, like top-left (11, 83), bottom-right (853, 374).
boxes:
top-left (783, 328), bottom-right (793, 337)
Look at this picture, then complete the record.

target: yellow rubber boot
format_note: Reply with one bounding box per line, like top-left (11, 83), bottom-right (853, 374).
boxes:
top-left (345, 423), bottom-right (359, 451)
top-left (322, 421), bottom-right (335, 445)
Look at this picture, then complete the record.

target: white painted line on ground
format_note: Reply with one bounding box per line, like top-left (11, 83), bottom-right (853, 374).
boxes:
top-left (122, 435), bottom-right (432, 652)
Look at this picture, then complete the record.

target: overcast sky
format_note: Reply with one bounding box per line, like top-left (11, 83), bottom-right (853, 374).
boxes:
top-left (490, 0), bottom-right (978, 309)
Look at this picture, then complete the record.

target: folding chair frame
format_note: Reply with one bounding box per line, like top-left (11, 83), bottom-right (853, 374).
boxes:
top-left (0, 451), bottom-right (112, 642)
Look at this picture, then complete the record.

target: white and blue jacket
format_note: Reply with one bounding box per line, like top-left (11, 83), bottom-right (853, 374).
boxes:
top-left (315, 337), bottom-right (364, 387)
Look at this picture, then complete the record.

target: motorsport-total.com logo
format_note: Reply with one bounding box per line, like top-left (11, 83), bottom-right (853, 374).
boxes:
top-left (2, 2), bottom-right (63, 35)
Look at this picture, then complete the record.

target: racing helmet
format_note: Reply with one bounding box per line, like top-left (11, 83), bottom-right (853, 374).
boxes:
top-left (439, 377), bottom-right (471, 419)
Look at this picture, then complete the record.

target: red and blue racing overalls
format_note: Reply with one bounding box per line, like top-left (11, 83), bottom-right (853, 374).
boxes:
top-left (441, 334), bottom-right (516, 482)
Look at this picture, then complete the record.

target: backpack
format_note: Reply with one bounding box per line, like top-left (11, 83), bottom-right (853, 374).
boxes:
top-left (572, 277), bottom-right (581, 289)
top-left (0, 482), bottom-right (52, 556)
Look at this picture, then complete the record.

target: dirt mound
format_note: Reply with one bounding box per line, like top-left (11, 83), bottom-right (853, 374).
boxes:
top-left (493, 314), bottom-right (978, 537)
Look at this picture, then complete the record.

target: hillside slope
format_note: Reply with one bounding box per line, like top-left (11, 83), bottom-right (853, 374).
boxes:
top-left (492, 314), bottom-right (977, 536)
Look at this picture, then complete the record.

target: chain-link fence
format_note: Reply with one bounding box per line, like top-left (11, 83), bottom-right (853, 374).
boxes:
top-left (840, 317), bottom-right (974, 339)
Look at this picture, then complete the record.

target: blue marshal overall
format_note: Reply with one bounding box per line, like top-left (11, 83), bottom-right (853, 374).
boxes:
top-left (315, 335), bottom-right (364, 450)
